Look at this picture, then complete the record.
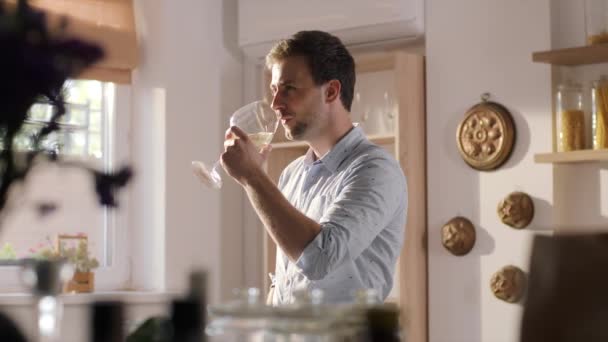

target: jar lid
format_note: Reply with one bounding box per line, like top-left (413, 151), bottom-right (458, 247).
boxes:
top-left (557, 79), bottom-right (582, 90)
top-left (592, 75), bottom-right (608, 86)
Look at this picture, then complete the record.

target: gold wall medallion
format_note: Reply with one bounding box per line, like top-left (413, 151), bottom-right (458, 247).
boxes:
top-left (456, 94), bottom-right (516, 171)
top-left (441, 216), bottom-right (476, 256)
top-left (490, 265), bottom-right (526, 303)
top-left (497, 191), bottom-right (535, 229)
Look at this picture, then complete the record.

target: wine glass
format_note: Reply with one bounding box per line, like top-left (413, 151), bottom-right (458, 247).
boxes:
top-left (191, 100), bottom-right (278, 189)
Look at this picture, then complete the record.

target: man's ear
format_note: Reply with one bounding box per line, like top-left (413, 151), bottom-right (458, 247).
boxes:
top-left (325, 79), bottom-right (341, 103)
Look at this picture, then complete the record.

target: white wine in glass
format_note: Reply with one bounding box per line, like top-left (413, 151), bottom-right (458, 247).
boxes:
top-left (246, 132), bottom-right (274, 148)
top-left (192, 101), bottom-right (278, 189)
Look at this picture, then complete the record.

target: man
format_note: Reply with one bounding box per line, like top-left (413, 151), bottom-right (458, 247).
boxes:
top-left (221, 30), bottom-right (407, 304)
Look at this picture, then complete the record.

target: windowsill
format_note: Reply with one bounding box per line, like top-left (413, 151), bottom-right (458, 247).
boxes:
top-left (0, 291), bottom-right (177, 306)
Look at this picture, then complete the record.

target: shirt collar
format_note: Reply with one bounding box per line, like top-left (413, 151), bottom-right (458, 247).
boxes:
top-left (303, 125), bottom-right (366, 173)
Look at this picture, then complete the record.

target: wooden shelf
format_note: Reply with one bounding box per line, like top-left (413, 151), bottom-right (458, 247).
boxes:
top-left (532, 44), bottom-right (608, 66)
top-left (534, 150), bottom-right (608, 163)
top-left (368, 134), bottom-right (396, 145)
top-left (270, 140), bottom-right (307, 149)
top-left (271, 134), bottom-right (395, 150)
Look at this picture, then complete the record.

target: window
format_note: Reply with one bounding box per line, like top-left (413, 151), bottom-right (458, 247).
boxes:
top-left (16, 81), bottom-right (111, 158)
top-left (0, 80), bottom-right (130, 291)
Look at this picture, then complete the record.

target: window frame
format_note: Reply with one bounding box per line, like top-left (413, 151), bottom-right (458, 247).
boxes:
top-left (0, 83), bottom-right (132, 292)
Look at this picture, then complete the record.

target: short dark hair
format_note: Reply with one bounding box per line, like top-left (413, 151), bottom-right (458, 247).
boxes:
top-left (266, 30), bottom-right (356, 111)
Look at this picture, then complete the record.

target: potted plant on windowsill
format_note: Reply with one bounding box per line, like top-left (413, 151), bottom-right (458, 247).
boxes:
top-left (29, 234), bottom-right (100, 293)
top-left (60, 235), bottom-right (99, 293)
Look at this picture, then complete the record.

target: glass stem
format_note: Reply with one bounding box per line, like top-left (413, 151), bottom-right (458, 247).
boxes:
top-left (210, 159), bottom-right (223, 188)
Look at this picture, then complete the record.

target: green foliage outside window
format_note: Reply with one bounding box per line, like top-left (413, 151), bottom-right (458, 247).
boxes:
top-left (0, 243), bottom-right (16, 260)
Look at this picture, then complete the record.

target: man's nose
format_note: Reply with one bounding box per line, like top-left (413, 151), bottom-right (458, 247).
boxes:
top-left (271, 92), bottom-right (283, 111)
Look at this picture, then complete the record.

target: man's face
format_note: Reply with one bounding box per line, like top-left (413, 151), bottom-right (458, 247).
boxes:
top-left (269, 56), bottom-right (326, 141)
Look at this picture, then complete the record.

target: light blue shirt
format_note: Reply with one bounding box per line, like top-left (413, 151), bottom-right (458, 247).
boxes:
top-left (271, 126), bottom-right (407, 304)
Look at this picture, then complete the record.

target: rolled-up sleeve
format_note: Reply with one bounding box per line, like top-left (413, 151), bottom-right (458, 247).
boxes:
top-left (294, 155), bottom-right (407, 280)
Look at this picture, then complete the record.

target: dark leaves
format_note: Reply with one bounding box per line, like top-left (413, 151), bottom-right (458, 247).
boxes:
top-left (0, 0), bottom-right (130, 219)
top-left (94, 167), bottom-right (133, 207)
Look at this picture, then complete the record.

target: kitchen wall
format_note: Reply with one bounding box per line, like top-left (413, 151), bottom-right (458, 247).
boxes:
top-left (425, 0), bottom-right (606, 341)
top-left (130, 0), bottom-right (245, 303)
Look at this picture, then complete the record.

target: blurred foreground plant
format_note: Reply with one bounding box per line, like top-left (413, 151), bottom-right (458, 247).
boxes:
top-left (0, 0), bottom-right (132, 229)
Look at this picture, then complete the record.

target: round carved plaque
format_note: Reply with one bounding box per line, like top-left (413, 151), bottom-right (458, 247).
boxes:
top-left (490, 265), bottom-right (526, 303)
top-left (441, 217), bottom-right (476, 256)
top-left (497, 191), bottom-right (535, 229)
top-left (456, 96), bottom-right (515, 171)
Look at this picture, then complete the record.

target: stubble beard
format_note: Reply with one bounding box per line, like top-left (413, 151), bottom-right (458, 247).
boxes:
top-left (285, 120), bottom-right (308, 140)
top-left (284, 106), bottom-right (323, 141)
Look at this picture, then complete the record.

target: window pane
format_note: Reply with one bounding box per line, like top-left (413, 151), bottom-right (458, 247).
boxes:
top-left (61, 130), bottom-right (88, 156)
top-left (29, 103), bottom-right (52, 121)
top-left (89, 111), bottom-right (102, 133)
top-left (65, 80), bottom-right (102, 112)
top-left (88, 132), bottom-right (102, 158)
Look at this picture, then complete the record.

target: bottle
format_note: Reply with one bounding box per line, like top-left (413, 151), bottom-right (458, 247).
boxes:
top-left (365, 304), bottom-right (401, 342)
top-left (169, 269), bottom-right (207, 342)
top-left (555, 81), bottom-right (585, 152)
top-left (585, 0), bottom-right (608, 45)
top-left (170, 299), bottom-right (203, 342)
top-left (187, 270), bottom-right (207, 328)
top-left (90, 301), bottom-right (124, 342)
top-left (592, 77), bottom-right (608, 149)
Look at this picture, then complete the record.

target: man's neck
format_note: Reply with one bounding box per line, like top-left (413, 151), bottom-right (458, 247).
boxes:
top-left (308, 114), bottom-right (353, 160)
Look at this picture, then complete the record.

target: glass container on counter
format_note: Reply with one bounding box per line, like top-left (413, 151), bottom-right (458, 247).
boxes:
top-left (555, 81), bottom-right (586, 152)
top-left (206, 287), bottom-right (273, 341)
top-left (592, 77), bottom-right (608, 149)
top-left (585, 0), bottom-right (608, 45)
top-left (20, 259), bottom-right (73, 342)
top-left (205, 288), bottom-right (392, 341)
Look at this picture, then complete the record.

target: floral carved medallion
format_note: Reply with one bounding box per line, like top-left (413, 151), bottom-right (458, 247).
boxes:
top-left (456, 96), bottom-right (515, 171)
top-left (490, 265), bottom-right (526, 303)
top-left (497, 191), bottom-right (534, 229)
top-left (441, 216), bottom-right (476, 256)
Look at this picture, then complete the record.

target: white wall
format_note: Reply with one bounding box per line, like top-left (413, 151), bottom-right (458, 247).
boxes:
top-left (426, 1), bottom-right (554, 342)
top-left (130, 0), bottom-right (245, 302)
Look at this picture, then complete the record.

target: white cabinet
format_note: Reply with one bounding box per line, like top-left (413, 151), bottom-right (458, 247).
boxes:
top-left (238, 0), bottom-right (424, 55)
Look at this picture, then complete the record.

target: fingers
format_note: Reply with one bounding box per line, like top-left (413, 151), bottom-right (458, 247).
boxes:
top-left (229, 126), bottom-right (249, 141)
top-left (260, 144), bottom-right (273, 162)
top-left (224, 127), bottom-right (233, 140)
top-left (224, 138), bottom-right (235, 149)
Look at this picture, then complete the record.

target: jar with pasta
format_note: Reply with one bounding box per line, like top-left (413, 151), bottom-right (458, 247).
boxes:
top-left (592, 77), bottom-right (608, 149)
top-left (555, 81), bottom-right (585, 152)
top-left (585, 0), bottom-right (608, 45)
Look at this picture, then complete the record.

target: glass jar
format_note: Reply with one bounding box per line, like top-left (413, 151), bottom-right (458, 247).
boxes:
top-left (555, 81), bottom-right (585, 152)
top-left (585, 0), bottom-right (608, 45)
top-left (592, 77), bottom-right (608, 149)
top-left (20, 259), bottom-right (72, 342)
top-left (206, 288), bottom-right (273, 341)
